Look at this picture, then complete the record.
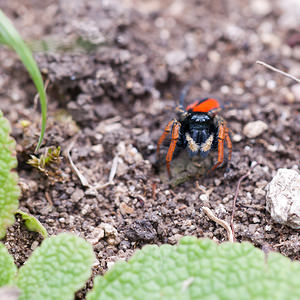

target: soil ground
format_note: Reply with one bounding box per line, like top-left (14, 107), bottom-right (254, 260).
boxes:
top-left (1, 0), bottom-right (300, 298)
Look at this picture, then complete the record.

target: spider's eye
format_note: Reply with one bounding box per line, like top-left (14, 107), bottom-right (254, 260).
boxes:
top-left (190, 114), bottom-right (210, 123)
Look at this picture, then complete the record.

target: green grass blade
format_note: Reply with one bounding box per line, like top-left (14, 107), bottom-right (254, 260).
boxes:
top-left (0, 9), bottom-right (47, 152)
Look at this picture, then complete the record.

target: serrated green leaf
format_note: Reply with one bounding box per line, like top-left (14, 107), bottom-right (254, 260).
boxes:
top-left (16, 210), bottom-right (48, 239)
top-left (0, 242), bottom-right (17, 286)
top-left (0, 9), bottom-right (47, 152)
top-left (16, 233), bottom-right (95, 300)
top-left (87, 236), bottom-right (300, 300)
top-left (0, 110), bottom-right (20, 239)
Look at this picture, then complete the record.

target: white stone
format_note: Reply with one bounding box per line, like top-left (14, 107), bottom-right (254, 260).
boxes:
top-left (165, 50), bottom-right (187, 66)
top-left (291, 84), bottom-right (300, 102)
top-left (232, 134), bottom-right (242, 142)
top-left (228, 60), bottom-right (242, 76)
top-left (101, 223), bottom-right (118, 237)
top-left (199, 194), bottom-right (208, 201)
top-left (87, 227), bottom-right (105, 245)
top-left (266, 169), bottom-right (300, 229)
top-left (243, 120), bottom-right (268, 138)
top-left (276, 0), bottom-right (300, 29)
top-left (250, 0), bottom-right (272, 16)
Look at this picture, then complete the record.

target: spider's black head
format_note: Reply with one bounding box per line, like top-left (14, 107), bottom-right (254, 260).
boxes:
top-left (181, 112), bottom-right (217, 157)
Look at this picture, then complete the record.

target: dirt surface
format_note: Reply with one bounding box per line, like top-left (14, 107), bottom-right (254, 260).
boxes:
top-left (1, 0), bottom-right (300, 298)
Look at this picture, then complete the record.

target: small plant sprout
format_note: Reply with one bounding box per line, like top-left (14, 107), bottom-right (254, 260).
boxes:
top-left (27, 146), bottom-right (63, 182)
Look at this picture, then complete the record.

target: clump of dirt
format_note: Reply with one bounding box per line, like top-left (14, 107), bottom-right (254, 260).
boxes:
top-left (1, 0), bottom-right (300, 298)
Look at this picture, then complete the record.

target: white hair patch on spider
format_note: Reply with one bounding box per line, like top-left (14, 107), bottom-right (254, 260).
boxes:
top-left (185, 132), bottom-right (200, 152)
top-left (200, 134), bottom-right (214, 152)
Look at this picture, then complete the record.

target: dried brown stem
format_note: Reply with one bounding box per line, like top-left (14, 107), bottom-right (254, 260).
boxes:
top-left (203, 207), bottom-right (234, 242)
top-left (256, 60), bottom-right (300, 83)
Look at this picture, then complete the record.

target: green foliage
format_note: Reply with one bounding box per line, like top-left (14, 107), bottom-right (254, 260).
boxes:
top-left (0, 242), bottom-right (17, 286)
top-left (0, 9), bottom-right (47, 151)
top-left (0, 111), bottom-right (20, 239)
top-left (16, 210), bottom-right (48, 239)
top-left (0, 233), bottom-right (94, 300)
top-left (87, 237), bottom-right (300, 300)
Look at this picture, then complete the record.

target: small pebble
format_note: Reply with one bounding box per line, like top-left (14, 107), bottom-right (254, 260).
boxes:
top-left (165, 50), bottom-right (187, 66)
top-left (265, 225), bottom-right (272, 232)
top-left (199, 194), bottom-right (208, 201)
top-left (31, 241), bottom-right (39, 251)
top-left (120, 202), bottom-right (134, 215)
top-left (228, 60), bottom-right (242, 75)
top-left (291, 84), bottom-right (300, 102)
top-left (106, 261), bottom-right (115, 270)
top-left (253, 217), bottom-right (260, 223)
top-left (250, 0), bottom-right (272, 16)
top-left (87, 227), bottom-right (105, 245)
top-left (101, 223), bottom-right (118, 237)
top-left (168, 234), bottom-right (183, 245)
top-left (71, 188), bottom-right (85, 202)
top-left (232, 134), bottom-right (242, 142)
top-left (243, 120), bottom-right (268, 138)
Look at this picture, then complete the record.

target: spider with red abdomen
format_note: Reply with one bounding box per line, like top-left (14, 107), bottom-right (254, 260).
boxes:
top-left (156, 86), bottom-right (232, 178)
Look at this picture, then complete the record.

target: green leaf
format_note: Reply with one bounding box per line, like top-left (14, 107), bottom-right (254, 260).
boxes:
top-left (16, 233), bottom-right (95, 300)
top-left (16, 210), bottom-right (48, 239)
top-left (0, 9), bottom-right (47, 152)
top-left (87, 237), bottom-right (300, 300)
top-left (0, 242), bottom-right (17, 286)
top-left (0, 110), bottom-right (20, 239)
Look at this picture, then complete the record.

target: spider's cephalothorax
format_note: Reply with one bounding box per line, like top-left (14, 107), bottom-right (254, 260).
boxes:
top-left (157, 92), bottom-right (232, 178)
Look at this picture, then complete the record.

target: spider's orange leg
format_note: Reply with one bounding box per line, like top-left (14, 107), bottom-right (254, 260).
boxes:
top-left (156, 120), bottom-right (175, 160)
top-left (225, 125), bottom-right (232, 163)
top-left (166, 121), bottom-right (181, 178)
top-left (209, 123), bottom-right (225, 173)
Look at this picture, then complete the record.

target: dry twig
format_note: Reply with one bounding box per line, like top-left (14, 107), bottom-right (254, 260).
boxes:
top-left (66, 136), bottom-right (119, 190)
top-left (66, 136), bottom-right (91, 188)
top-left (94, 155), bottom-right (119, 190)
top-left (203, 207), bottom-right (234, 242)
top-left (108, 155), bottom-right (119, 183)
top-left (195, 181), bottom-right (214, 199)
top-left (256, 60), bottom-right (300, 83)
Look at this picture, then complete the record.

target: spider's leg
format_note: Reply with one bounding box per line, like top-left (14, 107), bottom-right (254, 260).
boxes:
top-left (166, 121), bottom-right (181, 178)
top-left (209, 122), bottom-right (225, 173)
top-left (225, 125), bottom-right (232, 163)
top-left (156, 120), bottom-right (175, 160)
